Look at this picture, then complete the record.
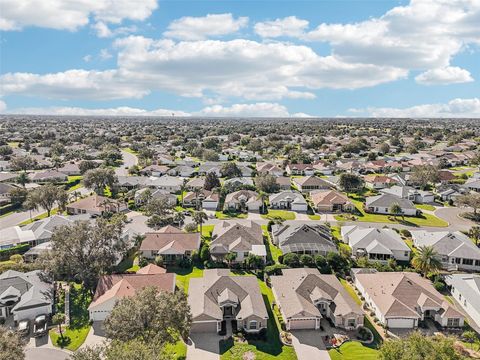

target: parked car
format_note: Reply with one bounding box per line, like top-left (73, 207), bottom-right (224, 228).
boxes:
top-left (17, 320), bottom-right (30, 338)
top-left (33, 315), bottom-right (48, 337)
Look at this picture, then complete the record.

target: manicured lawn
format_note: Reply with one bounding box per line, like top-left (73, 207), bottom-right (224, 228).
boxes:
top-left (261, 209), bottom-right (296, 221)
top-left (334, 197), bottom-right (447, 227)
top-left (215, 211), bottom-right (248, 219)
top-left (165, 340), bottom-right (187, 360)
top-left (200, 224), bottom-right (214, 240)
top-left (329, 341), bottom-right (379, 360)
top-left (221, 275), bottom-right (297, 360)
top-left (308, 214), bottom-right (321, 220)
top-left (169, 266), bottom-right (204, 294)
top-left (415, 204), bottom-right (436, 211)
top-left (331, 226), bottom-right (342, 241)
top-left (50, 284), bottom-right (92, 351)
top-left (340, 279), bottom-right (362, 306)
top-left (7, 141), bottom-right (19, 148)
top-left (19, 208), bottom-right (61, 225)
top-left (261, 225), bottom-right (282, 263)
top-left (116, 250), bottom-right (139, 273)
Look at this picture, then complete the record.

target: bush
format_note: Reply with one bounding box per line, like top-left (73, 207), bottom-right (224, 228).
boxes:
top-left (278, 254), bottom-right (284, 264)
top-left (184, 222), bottom-right (198, 232)
top-left (264, 263), bottom-right (288, 276)
top-left (283, 253), bottom-right (300, 267)
top-left (0, 243), bottom-right (30, 261)
top-left (433, 280), bottom-right (445, 292)
top-left (267, 220), bottom-right (275, 232)
top-left (400, 229), bottom-right (412, 238)
top-left (154, 255), bottom-right (164, 267)
top-left (139, 257), bottom-right (149, 267)
top-left (300, 254), bottom-right (314, 267)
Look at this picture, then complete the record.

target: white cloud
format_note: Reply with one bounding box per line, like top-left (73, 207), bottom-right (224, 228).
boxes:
top-left (304, 0), bottom-right (480, 73)
top-left (83, 55), bottom-right (92, 63)
top-left (415, 66), bottom-right (474, 85)
top-left (0, 100), bottom-right (6, 113)
top-left (0, 0), bottom-right (158, 31)
top-left (92, 21), bottom-right (138, 38)
top-left (99, 49), bottom-right (113, 60)
top-left (349, 98), bottom-right (480, 118)
top-left (254, 16), bottom-right (309, 38)
top-left (5, 102), bottom-right (307, 117)
top-left (164, 13), bottom-right (248, 41)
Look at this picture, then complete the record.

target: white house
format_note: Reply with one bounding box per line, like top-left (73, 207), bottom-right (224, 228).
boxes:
top-left (269, 191), bottom-right (308, 212)
top-left (365, 194), bottom-right (418, 216)
top-left (445, 274), bottom-right (480, 330)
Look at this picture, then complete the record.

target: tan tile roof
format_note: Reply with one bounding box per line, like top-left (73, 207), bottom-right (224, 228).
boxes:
top-left (136, 264), bottom-right (167, 275)
top-left (67, 194), bottom-right (124, 212)
top-left (139, 226), bottom-right (200, 254)
top-left (311, 190), bottom-right (351, 206)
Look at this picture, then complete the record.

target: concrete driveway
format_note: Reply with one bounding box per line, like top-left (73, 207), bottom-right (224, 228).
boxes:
top-left (25, 348), bottom-right (69, 360)
top-left (291, 330), bottom-right (330, 360)
top-left (187, 333), bottom-right (220, 360)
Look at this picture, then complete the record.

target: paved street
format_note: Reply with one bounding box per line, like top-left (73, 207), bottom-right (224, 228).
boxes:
top-left (115, 149), bottom-right (139, 176)
top-left (291, 330), bottom-right (330, 360)
top-left (434, 206), bottom-right (476, 231)
top-left (187, 333), bottom-right (220, 360)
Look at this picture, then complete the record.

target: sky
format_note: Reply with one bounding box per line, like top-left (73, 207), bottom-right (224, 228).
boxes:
top-left (0, 0), bottom-right (479, 118)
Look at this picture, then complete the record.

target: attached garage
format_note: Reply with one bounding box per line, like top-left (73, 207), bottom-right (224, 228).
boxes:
top-left (288, 318), bottom-right (317, 330)
top-left (386, 318), bottom-right (416, 328)
top-left (191, 321), bottom-right (219, 333)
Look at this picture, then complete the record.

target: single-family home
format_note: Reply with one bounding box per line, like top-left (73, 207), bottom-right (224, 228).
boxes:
top-left (271, 268), bottom-right (364, 330)
top-left (148, 175), bottom-right (183, 193)
top-left (88, 266), bottom-right (175, 321)
top-left (167, 166), bottom-right (196, 178)
top-left (0, 270), bottom-right (53, 322)
top-left (188, 269), bottom-right (269, 333)
top-left (271, 223), bottom-right (337, 256)
top-left (269, 191), bottom-right (308, 212)
top-left (224, 190), bottom-right (262, 212)
top-left (411, 230), bottom-right (480, 271)
top-left (134, 188), bottom-right (177, 207)
top-left (30, 170), bottom-right (67, 183)
top-left (256, 162), bottom-right (283, 177)
top-left (364, 175), bottom-right (397, 190)
top-left (224, 177), bottom-right (254, 188)
top-left (365, 194), bottom-right (418, 216)
top-left (293, 176), bottom-right (330, 192)
top-left (275, 176), bottom-right (292, 190)
top-left (354, 270), bottom-right (464, 329)
top-left (187, 177), bottom-right (205, 190)
top-left (465, 178), bottom-right (480, 192)
top-left (0, 183), bottom-right (16, 205)
top-left (286, 164), bottom-right (315, 176)
top-left (210, 221), bottom-right (266, 263)
top-left (183, 190), bottom-right (219, 210)
top-left (139, 225), bottom-right (201, 263)
top-left (445, 274), bottom-right (480, 330)
top-left (57, 162), bottom-right (81, 176)
top-left (66, 194), bottom-right (128, 216)
top-left (140, 165), bottom-right (169, 177)
top-left (380, 185), bottom-right (434, 204)
top-left (310, 190), bottom-right (354, 213)
top-left (198, 163), bottom-right (222, 177)
top-left (341, 226), bottom-right (411, 262)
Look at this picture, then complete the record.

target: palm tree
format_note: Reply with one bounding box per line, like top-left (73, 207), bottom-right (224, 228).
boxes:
top-left (16, 172), bottom-right (29, 188)
top-left (71, 190), bottom-right (81, 202)
top-left (412, 245), bottom-right (442, 277)
top-left (193, 187), bottom-right (202, 210)
top-left (389, 203), bottom-right (403, 220)
top-left (257, 191), bottom-right (268, 214)
top-left (225, 252), bottom-right (237, 268)
top-left (469, 226), bottom-right (480, 246)
top-left (180, 178), bottom-right (189, 207)
top-left (192, 210), bottom-right (208, 235)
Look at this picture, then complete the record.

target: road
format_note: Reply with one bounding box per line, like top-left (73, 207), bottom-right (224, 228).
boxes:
top-left (115, 149), bottom-right (139, 176)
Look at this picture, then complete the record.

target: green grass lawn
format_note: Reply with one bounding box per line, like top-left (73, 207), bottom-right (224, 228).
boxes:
top-left (339, 279), bottom-right (362, 306)
top-left (215, 211), bottom-right (248, 219)
top-left (116, 249), bottom-right (139, 273)
top-left (200, 224), bottom-right (214, 240)
top-left (221, 275), bottom-right (297, 360)
top-left (261, 225), bottom-right (282, 263)
top-left (415, 204), bottom-right (436, 211)
top-left (329, 341), bottom-right (379, 360)
top-left (334, 197), bottom-right (447, 227)
top-left (19, 208), bottom-right (61, 225)
top-left (165, 340), bottom-right (187, 360)
top-left (261, 209), bottom-right (296, 221)
top-left (308, 214), bottom-right (321, 220)
top-left (169, 266), bottom-right (204, 294)
top-left (122, 147), bottom-right (139, 155)
top-left (50, 284), bottom-right (92, 351)
top-left (331, 226), bottom-right (342, 240)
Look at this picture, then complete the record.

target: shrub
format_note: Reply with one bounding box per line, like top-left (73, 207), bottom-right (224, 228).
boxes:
top-left (264, 263), bottom-right (288, 275)
top-left (139, 257), bottom-right (149, 267)
top-left (400, 229), bottom-right (412, 238)
top-left (283, 253), bottom-right (300, 267)
top-left (154, 255), bottom-right (164, 267)
top-left (300, 254), bottom-right (314, 267)
top-left (278, 254), bottom-right (284, 264)
top-left (184, 222), bottom-right (198, 232)
top-left (433, 280), bottom-right (445, 292)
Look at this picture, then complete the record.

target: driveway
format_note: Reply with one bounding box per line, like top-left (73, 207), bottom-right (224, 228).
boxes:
top-left (25, 348), bottom-right (69, 360)
top-left (291, 330), bottom-right (330, 360)
top-left (187, 333), bottom-right (220, 360)
top-left (115, 150), bottom-right (139, 176)
top-left (80, 322), bottom-right (107, 349)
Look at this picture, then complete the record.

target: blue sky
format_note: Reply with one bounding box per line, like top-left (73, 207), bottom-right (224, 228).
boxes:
top-left (1, 0), bottom-right (479, 117)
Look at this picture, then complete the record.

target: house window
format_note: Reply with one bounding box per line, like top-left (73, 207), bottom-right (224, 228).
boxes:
top-left (455, 258), bottom-right (461, 264)
top-left (249, 320), bottom-right (257, 330)
top-left (463, 259), bottom-right (474, 265)
top-left (347, 319), bottom-right (356, 327)
top-left (475, 260), bottom-right (480, 266)
top-left (404, 251), bottom-right (409, 257)
top-left (447, 318), bottom-right (460, 327)
top-left (244, 252), bottom-right (249, 257)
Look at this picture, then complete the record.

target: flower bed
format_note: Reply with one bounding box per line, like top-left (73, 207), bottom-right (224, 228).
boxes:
top-left (280, 331), bottom-right (292, 346)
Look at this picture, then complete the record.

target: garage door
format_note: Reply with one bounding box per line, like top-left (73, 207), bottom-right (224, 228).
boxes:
top-left (387, 318), bottom-right (415, 328)
top-left (289, 318), bottom-right (317, 330)
top-left (191, 321), bottom-right (218, 333)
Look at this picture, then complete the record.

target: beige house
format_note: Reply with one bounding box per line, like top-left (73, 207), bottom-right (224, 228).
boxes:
top-left (139, 225), bottom-right (200, 263)
top-left (355, 270), bottom-right (464, 329)
top-left (271, 268), bottom-right (364, 331)
top-left (188, 269), bottom-right (269, 333)
top-left (293, 176), bottom-right (330, 192)
top-left (310, 190), bottom-right (355, 212)
top-left (66, 194), bottom-right (128, 216)
top-left (224, 190), bottom-right (262, 212)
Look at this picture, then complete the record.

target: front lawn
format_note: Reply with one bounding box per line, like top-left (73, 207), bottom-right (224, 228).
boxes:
top-left (261, 225), bottom-right (282, 263)
top-left (169, 266), bottom-right (204, 294)
top-left (220, 276), bottom-right (297, 360)
top-left (415, 204), bottom-right (436, 211)
top-left (261, 210), bottom-right (296, 221)
top-left (199, 224), bottom-right (214, 240)
top-left (334, 197), bottom-right (447, 227)
top-left (329, 341), bottom-right (379, 360)
top-left (19, 208), bottom-right (61, 225)
top-left (50, 284), bottom-right (92, 351)
top-left (308, 214), bottom-right (321, 220)
top-left (165, 340), bottom-right (187, 360)
top-left (215, 211), bottom-right (248, 219)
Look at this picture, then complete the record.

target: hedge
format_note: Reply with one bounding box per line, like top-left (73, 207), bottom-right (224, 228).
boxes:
top-left (0, 243), bottom-right (30, 261)
top-left (0, 203), bottom-right (20, 216)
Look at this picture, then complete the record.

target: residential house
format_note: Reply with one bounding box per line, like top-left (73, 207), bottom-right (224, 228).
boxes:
top-left (438, 170), bottom-right (456, 184)
top-left (148, 175), bottom-right (183, 193)
top-left (188, 269), bottom-right (269, 333)
top-left (224, 190), bottom-right (262, 212)
top-left (310, 190), bottom-right (354, 213)
top-left (167, 165), bottom-right (196, 178)
top-left (365, 194), bottom-right (418, 216)
top-left (210, 221), bottom-right (266, 263)
top-left (134, 188), bottom-right (177, 207)
top-left (269, 191), bottom-right (308, 212)
top-left (237, 164), bottom-right (254, 177)
top-left (89, 266), bottom-right (175, 321)
top-left (341, 226), bottom-right (411, 262)
top-left (364, 175), bottom-right (397, 190)
top-left (256, 162), bottom-right (283, 177)
top-left (30, 170), bottom-right (67, 183)
top-left (275, 176), bottom-right (291, 190)
top-left (411, 230), bottom-right (480, 271)
top-left (271, 223), bottom-right (337, 256)
top-left (380, 185), bottom-right (434, 204)
top-left (183, 190), bottom-right (219, 210)
top-left (224, 177), bottom-right (254, 188)
top-left (286, 164), bottom-right (315, 176)
top-left (354, 270), bottom-right (464, 329)
top-left (0, 270), bottom-right (53, 322)
top-left (0, 172), bottom-right (17, 183)
top-left (187, 177), bottom-right (205, 190)
top-left (445, 274), bottom-right (480, 330)
top-left (139, 225), bottom-right (201, 263)
top-left (198, 163), bottom-right (222, 177)
top-left (66, 194), bottom-right (128, 216)
top-left (465, 178), bottom-right (480, 192)
top-left (0, 183), bottom-right (16, 205)
top-left (271, 268), bottom-right (364, 330)
top-left (57, 162), bottom-right (81, 176)
top-left (312, 161), bottom-right (335, 175)
top-left (116, 176), bottom-right (147, 190)
top-left (293, 176), bottom-right (330, 192)
top-left (140, 164), bottom-right (169, 177)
